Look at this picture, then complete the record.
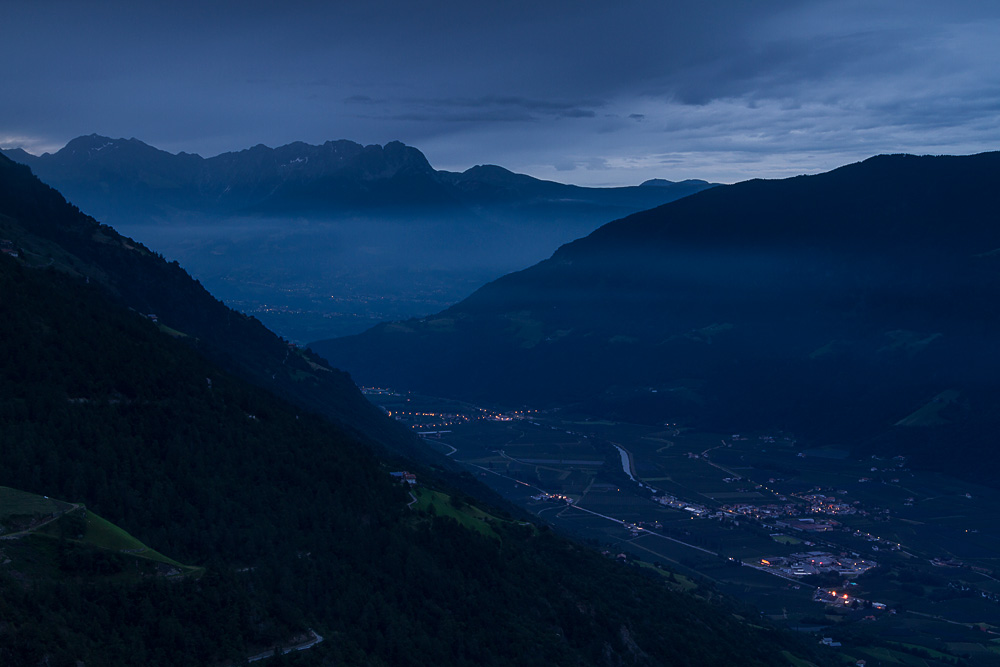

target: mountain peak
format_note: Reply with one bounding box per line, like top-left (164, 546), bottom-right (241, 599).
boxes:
top-left (458, 164), bottom-right (537, 185)
top-left (61, 134), bottom-right (118, 154)
top-left (640, 177), bottom-right (712, 188)
top-left (371, 140), bottom-right (434, 173)
top-left (57, 134), bottom-right (165, 161)
top-left (0, 147), bottom-right (37, 165)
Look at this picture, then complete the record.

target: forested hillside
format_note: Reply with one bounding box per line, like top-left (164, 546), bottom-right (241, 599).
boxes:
top-left (0, 154), bottom-right (832, 665)
top-left (0, 152), bottom-right (418, 458)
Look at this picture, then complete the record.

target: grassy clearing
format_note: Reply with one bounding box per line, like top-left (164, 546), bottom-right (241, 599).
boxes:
top-left (81, 511), bottom-right (191, 568)
top-left (886, 642), bottom-right (957, 662)
top-left (0, 486), bottom-right (71, 521)
top-left (856, 645), bottom-right (935, 666)
top-left (631, 560), bottom-right (699, 592)
top-left (157, 323), bottom-right (187, 337)
top-left (779, 650), bottom-right (818, 667)
top-left (773, 535), bottom-right (803, 545)
top-left (413, 488), bottom-right (502, 539)
top-left (37, 510), bottom-right (201, 575)
top-left (895, 389), bottom-right (960, 427)
top-left (3, 488), bottom-right (201, 578)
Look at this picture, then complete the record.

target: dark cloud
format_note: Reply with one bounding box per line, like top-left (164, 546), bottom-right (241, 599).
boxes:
top-left (343, 94), bottom-right (602, 126)
top-left (2, 0), bottom-right (999, 184)
top-left (427, 97), bottom-right (600, 112)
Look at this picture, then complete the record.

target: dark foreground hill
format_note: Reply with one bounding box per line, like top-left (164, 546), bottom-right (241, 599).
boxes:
top-left (0, 156), bottom-right (828, 665)
top-left (313, 152), bottom-right (1000, 488)
top-left (0, 152), bottom-right (416, 456)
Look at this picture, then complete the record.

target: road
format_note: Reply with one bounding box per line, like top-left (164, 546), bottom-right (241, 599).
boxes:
top-left (455, 430), bottom-right (849, 592)
top-left (0, 503), bottom-right (83, 540)
top-left (247, 629), bottom-right (324, 662)
top-left (431, 417), bottom-right (851, 591)
top-left (458, 457), bottom-right (721, 557)
top-left (560, 503), bottom-right (719, 556)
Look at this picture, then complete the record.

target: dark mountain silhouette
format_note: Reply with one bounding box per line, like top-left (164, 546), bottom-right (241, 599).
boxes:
top-left (2, 134), bottom-right (713, 223)
top-left (640, 178), bottom-right (683, 187)
top-left (0, 146), bottom-right (36, 165)
top-left (312, 152), bottom-right (1000, 486)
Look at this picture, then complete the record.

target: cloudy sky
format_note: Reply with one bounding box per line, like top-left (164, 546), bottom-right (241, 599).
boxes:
top-left (3, 0), bottom-right (999, 185)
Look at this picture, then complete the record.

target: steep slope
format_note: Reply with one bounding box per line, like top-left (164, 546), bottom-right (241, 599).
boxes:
top-left (0, 168), bottom-right (830, 666)
top-left (313, 152), bottom-right (1000, 485)
top-left (0, 152), bottom-right (415, 456)
top-left (0, 486), bottom-right (198, 578)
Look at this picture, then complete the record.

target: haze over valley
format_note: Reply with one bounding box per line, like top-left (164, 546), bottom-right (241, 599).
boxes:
top-left (2, 135), bottom-right (712, 341)
top-left (3, 2), bottom-right (1000, 665)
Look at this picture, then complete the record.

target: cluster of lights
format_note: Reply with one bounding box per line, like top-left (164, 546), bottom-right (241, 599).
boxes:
top-left (386, 410), bottom-right (473, 429)
top-left (854, 530), bottom-right (903, 549)
top-left (532, 492), bottom-right (573, 504)
top-left (387, 406), bottom-right (539, 429)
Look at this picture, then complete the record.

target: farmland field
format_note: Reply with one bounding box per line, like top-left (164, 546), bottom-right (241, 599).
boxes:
top-left (365, 390), bottom-right (1000, 665)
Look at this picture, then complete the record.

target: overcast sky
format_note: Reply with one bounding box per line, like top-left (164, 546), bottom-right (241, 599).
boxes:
top-left (3, 0), bottom-right (999, 185)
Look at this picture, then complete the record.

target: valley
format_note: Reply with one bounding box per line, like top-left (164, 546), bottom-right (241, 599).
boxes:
top-left (5, 3), bottom-right (1000, 665)
top-left (5, 145), bottom-right (997, 665)
top-left (112, 215), bottom-right (513, 341)
top-left (365, 387), bottom-right (1000, 666)
top-left (0, 155), bottom-right (822, 666)
top-left (3, 135), bottom-right (714, 342)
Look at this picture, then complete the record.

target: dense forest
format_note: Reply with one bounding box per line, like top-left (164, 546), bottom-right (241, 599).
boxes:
top-left (0, 253), bottom-right (825, 666)
top-left (0, 154), bottom-right (833, 665)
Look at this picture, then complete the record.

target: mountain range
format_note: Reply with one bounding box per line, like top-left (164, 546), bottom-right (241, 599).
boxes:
top-left (3, 134), bottom-right (712, 221)
top-left (312, 151), bottom-right (1000, 488)
top-left (3, 135), bottom-right (716, 342)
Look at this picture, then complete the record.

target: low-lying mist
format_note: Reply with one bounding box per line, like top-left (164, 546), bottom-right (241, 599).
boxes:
top-left (116, 210), bottom-right (606, 342)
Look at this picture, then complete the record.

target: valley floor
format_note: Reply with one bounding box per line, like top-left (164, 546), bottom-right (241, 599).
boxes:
top-left (365, 387), bottom-right (1000, 667)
